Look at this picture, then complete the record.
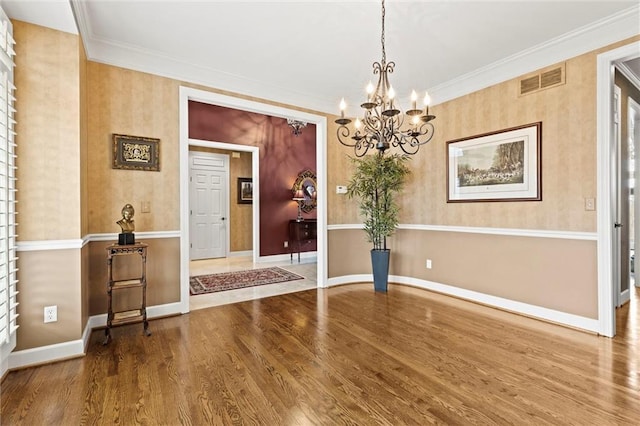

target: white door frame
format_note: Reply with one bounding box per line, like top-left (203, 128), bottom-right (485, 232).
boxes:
top-left (597, 41), bottom-right (640, 337)
top-left (178, 86), bottom-right (328, 313)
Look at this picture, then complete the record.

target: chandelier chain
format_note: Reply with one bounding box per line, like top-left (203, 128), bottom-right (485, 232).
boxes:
top-left (381, 0), bottom-right (386, 64)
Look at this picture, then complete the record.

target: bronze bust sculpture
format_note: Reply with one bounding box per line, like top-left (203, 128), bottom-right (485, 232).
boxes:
top-left (116, 204), bottom-right (136, 245)
top-left (117, 204), bottom-right (135, 233)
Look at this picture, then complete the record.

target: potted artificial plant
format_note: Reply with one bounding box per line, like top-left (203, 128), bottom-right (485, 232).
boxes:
top-left (347, 152), bottom-right (411, 292)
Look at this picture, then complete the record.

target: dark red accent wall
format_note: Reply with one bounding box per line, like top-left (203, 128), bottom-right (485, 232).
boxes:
top-left (188, 101), bottom-right (317, 257)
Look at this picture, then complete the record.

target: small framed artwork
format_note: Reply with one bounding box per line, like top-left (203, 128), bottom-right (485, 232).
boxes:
top-left (447, 122), bottom-right (542, 202)
top-left (237, 177), bottom-right (253, 204)
top-left (112, 134), bottom-right (160, 171)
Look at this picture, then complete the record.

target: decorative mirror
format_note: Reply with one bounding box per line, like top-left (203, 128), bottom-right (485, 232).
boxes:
top-left (292, 169), bottom-right (317, 214)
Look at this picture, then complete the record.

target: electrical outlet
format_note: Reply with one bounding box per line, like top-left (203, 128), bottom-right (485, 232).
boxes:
top-left (426, 259), bottom-right (432, 269)
top-left (585, 198), bottom-right (595, 211)
top-left (44, 305), bottom-right (57, 323)
top-left (284, 241), bottom-right (288, 248)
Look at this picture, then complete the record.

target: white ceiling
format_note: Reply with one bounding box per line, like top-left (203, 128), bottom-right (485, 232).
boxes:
top-left (2, 1), bottom-right (639, 115)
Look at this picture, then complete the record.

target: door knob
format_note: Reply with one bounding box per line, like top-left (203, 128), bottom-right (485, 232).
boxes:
top-left (614, 222), bottom-right (623, 228)
top-left (221, 217), bottom-right (226, 221)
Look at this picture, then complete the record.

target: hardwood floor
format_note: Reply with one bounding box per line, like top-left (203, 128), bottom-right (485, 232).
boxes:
top-left (2, 284), bottom-right (638, 425)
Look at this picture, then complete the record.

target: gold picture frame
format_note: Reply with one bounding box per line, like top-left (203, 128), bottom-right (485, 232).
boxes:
top-left (112, 134), bottom-right (160, 171)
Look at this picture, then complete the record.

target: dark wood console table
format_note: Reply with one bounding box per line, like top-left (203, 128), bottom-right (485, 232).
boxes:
top-left (289, 219), bottom-right (317, 263)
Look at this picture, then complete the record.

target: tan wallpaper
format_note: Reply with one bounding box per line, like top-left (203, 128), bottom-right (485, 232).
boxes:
top-left (11, 21), bottom-right (87, 352)
top-left (87, 62), bottom-right (181, 233)
top-left (231, 151), bottom-right (253, 251)
top-left (86, 66), bottom-right (324, 234)
top-left (328, 35), bottom-right (640, 232)
top-left (80, 34), bottom-right (89, 238)
top-left (329, 54), bottom-right (597, 232)
top-left (14, 21), bottom-right (82, 241)
top-left (80, 40), bottom-right (90, 331)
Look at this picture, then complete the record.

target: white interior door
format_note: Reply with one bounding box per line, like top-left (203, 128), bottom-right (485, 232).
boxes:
top-left (613, 85), bottom-right (629, 308)
top-left (189, 152), bottom-right (228, 260)
top-left (631, 97), bottom-right (640, 290)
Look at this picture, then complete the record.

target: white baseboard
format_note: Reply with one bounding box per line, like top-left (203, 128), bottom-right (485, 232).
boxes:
top-left (8, 301), bottom-right (184, 371)
top-left (8, 337), bottom-right (86, 370)
top-left (327, 274), bottom-right (599, 333)
top-left (326, 274), bottom-right (372, 288)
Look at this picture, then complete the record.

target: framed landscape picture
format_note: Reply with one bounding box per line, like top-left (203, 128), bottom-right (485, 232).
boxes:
top-left (112, 134), bottom-right (160, 171)
top-left (447, 122), bottom-right (542, 202)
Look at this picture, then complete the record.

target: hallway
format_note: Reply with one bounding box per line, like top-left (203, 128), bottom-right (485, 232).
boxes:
top-left (189, 256), bottom-right (317, 311)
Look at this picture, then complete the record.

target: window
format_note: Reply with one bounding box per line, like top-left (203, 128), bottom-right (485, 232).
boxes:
top-left (0, 7), bottom-right (17, 365)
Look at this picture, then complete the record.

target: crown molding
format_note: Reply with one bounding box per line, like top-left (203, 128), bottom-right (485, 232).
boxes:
top-left (429, 5), bottom-right (640, 105)
top-left (71, 3), bottom-right (638, 113)
top-left (70, 0), bottom-right (330, 114)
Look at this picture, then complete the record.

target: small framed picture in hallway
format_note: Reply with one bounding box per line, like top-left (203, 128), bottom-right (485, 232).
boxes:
top-left (238, 177), bottom-right (253, 204)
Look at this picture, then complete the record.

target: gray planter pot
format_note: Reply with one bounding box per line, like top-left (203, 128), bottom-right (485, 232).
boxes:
top-left (371, 249), bottom-right (390, 292)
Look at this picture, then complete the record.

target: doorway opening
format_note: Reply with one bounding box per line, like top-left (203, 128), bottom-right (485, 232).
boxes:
top-left (598, 41), bottom-right (640, 337)
top-left (178, 87), bottom-right (327, 314)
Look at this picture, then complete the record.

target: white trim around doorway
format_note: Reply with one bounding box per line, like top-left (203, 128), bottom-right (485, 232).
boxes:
top-left (597, 41), bottom-right (640, 337)
top-left (178, 86), bottom-right (328, 314)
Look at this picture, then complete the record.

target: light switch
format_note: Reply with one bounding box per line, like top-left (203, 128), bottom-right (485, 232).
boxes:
top-left (336, 185), bottom-right (348, 194)
top-left (141, 201), bottom-right (150, 213)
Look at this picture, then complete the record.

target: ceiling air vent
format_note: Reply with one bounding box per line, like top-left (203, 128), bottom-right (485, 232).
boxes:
top-left (519, 63), bottom-right (565, 96)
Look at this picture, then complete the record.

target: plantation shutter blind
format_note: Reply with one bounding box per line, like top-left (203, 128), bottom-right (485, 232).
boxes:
top-left (0, 6), bottom-right (17, 351)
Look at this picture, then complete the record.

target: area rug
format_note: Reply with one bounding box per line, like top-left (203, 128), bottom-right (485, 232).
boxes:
top-left (189, 267), bottom-right (304, 295)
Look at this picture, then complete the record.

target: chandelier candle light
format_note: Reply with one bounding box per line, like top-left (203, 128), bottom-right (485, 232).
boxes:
top-left (336, 0), bottom-right (436, 157)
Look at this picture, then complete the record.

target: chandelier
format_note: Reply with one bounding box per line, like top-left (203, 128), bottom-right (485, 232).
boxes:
top-left (287, 119), bottom-right (307, 136)
top-left (335, 0), bottom-right (435, 157)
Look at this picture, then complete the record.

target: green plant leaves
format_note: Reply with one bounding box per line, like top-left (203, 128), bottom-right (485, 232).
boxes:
top-left (347, 152), bottom-right (411, 250)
